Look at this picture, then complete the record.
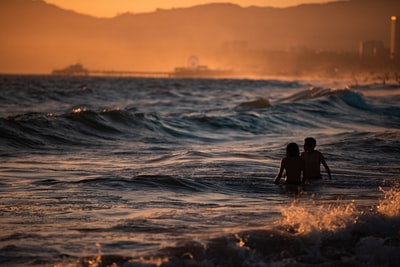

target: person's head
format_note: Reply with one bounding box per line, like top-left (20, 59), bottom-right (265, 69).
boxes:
top-left (286, 142), bottom-right (300, 157)
top-left (304, 137), bottom-right (316, 151)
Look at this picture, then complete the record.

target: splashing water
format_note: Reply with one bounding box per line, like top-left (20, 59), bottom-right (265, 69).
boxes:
top-left (279, 200), bottom-right (359, 235)
top-left (279, 185), bottom-right (400, 235)
top-left (377, 185), bottom-right (400, 217)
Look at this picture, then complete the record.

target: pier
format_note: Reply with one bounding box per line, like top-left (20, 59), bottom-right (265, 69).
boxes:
top-left (52, 64), bottom-right (171, 77)
top-left (89, 70), bottom-right (170, 77)
top-left (52, 63), bottom-right (235, 78)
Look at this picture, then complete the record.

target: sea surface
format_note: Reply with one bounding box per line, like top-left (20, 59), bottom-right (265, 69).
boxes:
top-left (0, 75), bottom-right (399, 267)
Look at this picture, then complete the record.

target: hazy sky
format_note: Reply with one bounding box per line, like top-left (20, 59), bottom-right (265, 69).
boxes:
top-left (44, 0), bottom-right (336, 17)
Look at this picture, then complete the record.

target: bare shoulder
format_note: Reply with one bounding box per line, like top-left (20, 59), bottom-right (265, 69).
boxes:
top-left (314, 150), bottom-right (327, 161)
top-left (302, 150), bottom-right (323, 161)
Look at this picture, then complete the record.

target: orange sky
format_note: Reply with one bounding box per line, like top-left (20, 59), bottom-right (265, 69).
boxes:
top-left (44, 0), bottom-right (336, 17)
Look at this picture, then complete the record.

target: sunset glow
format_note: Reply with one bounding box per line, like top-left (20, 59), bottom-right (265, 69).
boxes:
top-left (43, 0), bottom-right (335, 17)
top-left (1, 0), bottom-right (397, 76)
top-left (1, 0), bottom-right (400, 266)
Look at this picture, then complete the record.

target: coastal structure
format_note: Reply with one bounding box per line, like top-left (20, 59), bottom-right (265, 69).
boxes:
top-left (51, 57), bottom-right (234, 78)
top-left (170, 56), bottom-right (234, 78)
top-left (359, 40), bottom-right (385, 58)
top-left (52, 63), bottom-right (89, 76)
top-left (52, 64), bottom-right (168, 77)
top-left (390, 15), bottom-right (400, 62)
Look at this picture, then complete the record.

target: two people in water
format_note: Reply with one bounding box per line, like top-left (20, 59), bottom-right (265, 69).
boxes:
top-left (274, 137), bottom-right (332, 185)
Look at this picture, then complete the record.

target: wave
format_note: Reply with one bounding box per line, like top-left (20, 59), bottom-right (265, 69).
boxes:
top-left (1, 105), bottom-right (280, 149)
top-left (1, 82), bottom-right (399, 149)
top-left (275, 86), bottom-right (400, 131)
top-left (71, 175), bottom-right (207, 193)
top-left (50, 185), bottom-right (400, 267)
top-left (278, 86), bottom-right (368, 108)
top-left (0, 108), bottom-right (164, 148)
top-left (29, 172), bottom-right (269, 195)
top-left (279, 85), bottom-right (400, 117)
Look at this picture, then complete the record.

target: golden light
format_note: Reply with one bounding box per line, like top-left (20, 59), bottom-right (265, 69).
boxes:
top-left (43, 0), bottom-right (334, 17)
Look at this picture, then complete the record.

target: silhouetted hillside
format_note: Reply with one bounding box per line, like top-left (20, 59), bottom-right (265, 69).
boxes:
top-left (0, 0), bottom-right (399, 74)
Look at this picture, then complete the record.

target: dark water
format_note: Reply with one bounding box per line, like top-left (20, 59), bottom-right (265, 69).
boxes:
top-left (0, 75), bottom-right (399, 267)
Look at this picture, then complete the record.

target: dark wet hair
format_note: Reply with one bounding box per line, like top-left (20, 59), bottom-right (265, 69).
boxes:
top-left (304, 137), bottom-right (316, 150)
top-left (286, 142), bottom-right (300, 157)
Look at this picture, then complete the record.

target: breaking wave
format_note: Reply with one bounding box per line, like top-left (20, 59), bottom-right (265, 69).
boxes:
top-left (1, 86), bottom-right (399, 149)
top-left (52, 185), bottom-right (400, 267)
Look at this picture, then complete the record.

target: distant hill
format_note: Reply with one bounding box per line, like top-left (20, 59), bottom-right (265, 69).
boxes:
top-left (0, 0), bottom-right (399, 74)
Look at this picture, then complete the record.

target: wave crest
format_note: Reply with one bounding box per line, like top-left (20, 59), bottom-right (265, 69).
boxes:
top-left (280, 86), bottom-right (368, 107)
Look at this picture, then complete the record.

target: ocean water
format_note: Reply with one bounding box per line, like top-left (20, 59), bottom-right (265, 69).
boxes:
top-left (0, 75), bottom-right (399, 267)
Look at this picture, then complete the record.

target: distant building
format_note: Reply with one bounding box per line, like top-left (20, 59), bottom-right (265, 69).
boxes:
top-left (170, 56), bottom-right (234, 78)
top-left (359, 40), bottom-right (386, 58)
top-left (359, 40), bottom-right (389, 69)
top-left (390, 16), bottom-right (400, 61)
top-left (52, 63), bottom-right (89, 76)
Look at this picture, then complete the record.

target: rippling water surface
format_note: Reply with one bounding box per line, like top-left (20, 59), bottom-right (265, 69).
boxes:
top-left (0, 75), bottom-right (399, 266)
